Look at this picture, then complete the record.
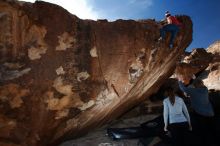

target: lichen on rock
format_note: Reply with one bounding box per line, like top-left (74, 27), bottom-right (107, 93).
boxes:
top-left (0, 84), bottom-right (30, 109)
top-left (56, 66), bottom-right (65, 75)
top-left (77, 72), bottom-right (90, 82)
top-left (56, 32), bottom-right (75, 51)
top-left (27, 25), bottom-right (48, 60)
top-left (90, 46), bottom-right (98, 57)
top-left (53, 76), bottom-right (73, 96)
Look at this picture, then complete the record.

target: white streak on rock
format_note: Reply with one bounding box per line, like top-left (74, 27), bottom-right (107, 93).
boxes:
top-left (90, 46), bottom-right (98, 57)
top-left (56, 66), bottom-right (65, 75)
top-left (77, 72), bottom-right (90, 82)
top-left (79, 100), bottom-right (95, 111)
top-left (56, 32), bottom-right (75, 51)
top-left (28, 46), bottom-right (47, 60)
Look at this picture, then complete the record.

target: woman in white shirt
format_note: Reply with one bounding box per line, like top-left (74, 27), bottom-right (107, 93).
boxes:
top-left (163, 87), bottom-right (192, 146)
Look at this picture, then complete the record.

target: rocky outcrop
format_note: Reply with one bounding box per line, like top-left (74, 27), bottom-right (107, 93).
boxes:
top-left (175, 48), bottom-right (213, 84)
top-left (0, 1), bottom-right (192, 146)
top-left (199, 41), bottom-right (220, 90)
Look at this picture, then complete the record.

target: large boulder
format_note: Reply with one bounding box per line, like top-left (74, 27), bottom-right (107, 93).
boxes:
top-left (0, 1), bottom-right (192, 146)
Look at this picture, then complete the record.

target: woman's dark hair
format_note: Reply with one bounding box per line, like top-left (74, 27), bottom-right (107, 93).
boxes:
top-left (166, 87), bottom-right (175, 105)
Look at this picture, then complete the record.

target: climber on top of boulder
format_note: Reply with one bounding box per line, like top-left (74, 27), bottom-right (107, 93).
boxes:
top-left (158, 11), bottom-right (182, 49)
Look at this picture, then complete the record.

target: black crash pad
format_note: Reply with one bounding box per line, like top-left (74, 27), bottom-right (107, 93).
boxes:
top-left (107, 115), bottom-right (168, 140)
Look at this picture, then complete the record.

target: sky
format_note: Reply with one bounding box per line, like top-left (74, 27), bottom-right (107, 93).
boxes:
top-left (20, 0), bottom-right (220, 51)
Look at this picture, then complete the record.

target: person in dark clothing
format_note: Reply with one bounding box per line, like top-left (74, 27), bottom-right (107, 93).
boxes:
top-left (177, 77), bottom-right (215, 146)
top-left (158, 11), bottom-right (182, 48)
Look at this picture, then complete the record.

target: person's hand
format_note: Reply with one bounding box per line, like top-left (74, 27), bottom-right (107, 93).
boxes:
top-left (189, 124), bottom-right (192, 131)
top-left (192, 74), bottom-right (196, 79)
top-left (164, 126), bottom-right (168, 132)
top-left (184, 92), bottom-right (190, 98)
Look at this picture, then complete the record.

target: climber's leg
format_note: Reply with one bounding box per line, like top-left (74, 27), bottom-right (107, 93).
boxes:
top-left (159, 25), bottom-right (168, 41)
top-left (169, 25), bottom-right (179, 48)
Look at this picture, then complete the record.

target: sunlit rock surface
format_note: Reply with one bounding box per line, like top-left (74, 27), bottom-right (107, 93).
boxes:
top-left (175, 48), bottom-right (213, 84)
top-left (175, 41), bottom-right (220, 91)
top-left (0, 1), bottom-right (192, 146)
top-left (200, 41), bottom-right (220, 90)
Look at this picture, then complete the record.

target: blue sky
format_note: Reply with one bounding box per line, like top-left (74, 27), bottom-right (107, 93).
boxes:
top-left (22, 0), bottom-right (220, 51)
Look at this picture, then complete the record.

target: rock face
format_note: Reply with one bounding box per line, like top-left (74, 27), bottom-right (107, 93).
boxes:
top-left (0, 1), bottom-right (192, 146)
top-left (175, 48), bottom-right (213, 84)
top-left (200, 41), bottom-right (220, 90)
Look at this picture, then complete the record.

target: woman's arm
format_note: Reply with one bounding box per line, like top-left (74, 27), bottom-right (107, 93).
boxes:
top-left (163, 100), bottom-right (169, 131)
